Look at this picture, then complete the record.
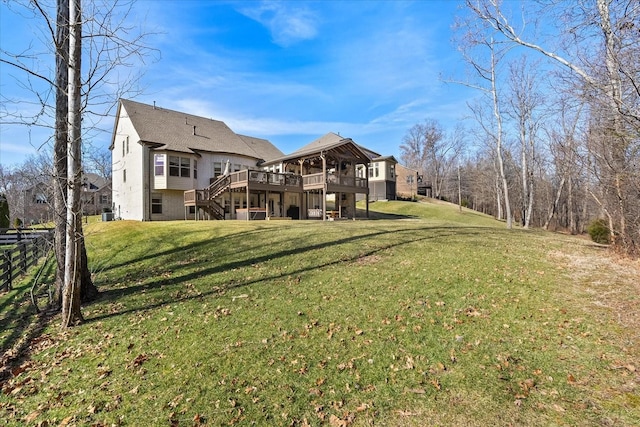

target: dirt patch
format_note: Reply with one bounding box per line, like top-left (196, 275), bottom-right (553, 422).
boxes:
top-left (549, 244), bottom-right (640, 338)
top-left (354, 255), bottom-right (382, 265)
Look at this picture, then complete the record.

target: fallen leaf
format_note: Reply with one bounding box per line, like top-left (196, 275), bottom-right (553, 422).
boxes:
top-left (59, 415), bottom-right (73, 426)
top-left (24, 411), bottom-right (40, 423)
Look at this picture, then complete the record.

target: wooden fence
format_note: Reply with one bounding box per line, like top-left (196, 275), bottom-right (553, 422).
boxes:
top-left (0, 228), bottom-right (54, 292)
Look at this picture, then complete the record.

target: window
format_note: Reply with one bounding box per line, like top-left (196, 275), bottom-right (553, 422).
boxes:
top-left (213, 162), bottom-right (222, 177)
top-left (126, 136), bottom-right (129, 153)
top-left (100, 194), bottom-right (109, 204)
top-left (151, 193), bottom-right (162, 214)
top-left (34, 193), bottom-right (47, 204)
top-left (180, 157), bottom-right (190, 177)
top-left (194, 160), bottom-right (198, 179)
top-left (122, 140), bottom-right (125, 157)
top-left (390, 164), bottom-right (395, 179)
top-left (169, 156), bottom-right (179, 176)
top-left (123, 169), bottom-right (126, 183)
top-left (234, 164), bottom-right (241, 172)
top-left (155, 154), bottom-right (165, 176)
top-left (356, 165), bottom-right (365, 178)
top-left (368, 165), bottom-right (374, 178)
top-left (374, 163), bottom-right (379, 178)
top-left (169, 156), bottom-right (191, 177)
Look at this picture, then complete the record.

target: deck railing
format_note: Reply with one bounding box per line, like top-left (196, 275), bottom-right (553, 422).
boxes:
top-left (303, 173), bottom-right (368, 188)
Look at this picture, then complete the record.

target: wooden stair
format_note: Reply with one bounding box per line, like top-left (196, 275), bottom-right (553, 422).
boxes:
top-left (200, 175), bottom-right (231, 220)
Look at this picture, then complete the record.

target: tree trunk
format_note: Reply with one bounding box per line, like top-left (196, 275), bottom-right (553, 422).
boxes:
top-left (490, 45), bottom-right (512, 229)
top-left (61, 0), bottom-right (83, 327)
top-left (54, 0), bottom-right (98, 311)
top-left (53, 0), bottom-right (69, 309)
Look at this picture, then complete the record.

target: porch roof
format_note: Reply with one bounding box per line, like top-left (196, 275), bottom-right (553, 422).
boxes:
top-left (263, 132), bottom-right (372, 166)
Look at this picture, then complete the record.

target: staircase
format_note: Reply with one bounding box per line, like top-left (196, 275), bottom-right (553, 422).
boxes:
top-left (199, 175), bottom-right (231, 220)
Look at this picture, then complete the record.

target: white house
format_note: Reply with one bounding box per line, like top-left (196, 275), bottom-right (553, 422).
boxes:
top-left (110, 99), bottom-right (390, 221)
top-left (110, 99), bottom-right (283, 221)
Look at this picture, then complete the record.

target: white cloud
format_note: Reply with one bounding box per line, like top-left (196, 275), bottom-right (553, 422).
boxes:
top-left (238, 1), bottom-right (319, 47)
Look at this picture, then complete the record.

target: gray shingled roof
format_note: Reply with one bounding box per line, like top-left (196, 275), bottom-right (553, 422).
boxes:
top-left (237, 134), bottom-right (284, 164)
top-left (118, 99), bottom-right (283, 161)
top-left (263, 132), bottom-right (375, 166)
top-left (288, 132), bottom-right (344, 156)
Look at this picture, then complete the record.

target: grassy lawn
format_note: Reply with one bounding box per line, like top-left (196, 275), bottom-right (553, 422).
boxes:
top-left (1, 200), bottom-right (639, 426)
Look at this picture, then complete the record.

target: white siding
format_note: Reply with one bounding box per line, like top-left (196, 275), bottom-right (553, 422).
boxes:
top-left (111, 106), bottom-right (145, 220)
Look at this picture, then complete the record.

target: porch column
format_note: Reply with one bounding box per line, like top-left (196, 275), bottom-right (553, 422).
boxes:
top-left (246, 185), bottom-right (250, 221)
top-left (366, 165), bottom-right (369, 218)
top-left (322, 153), bottom-right (327, 221)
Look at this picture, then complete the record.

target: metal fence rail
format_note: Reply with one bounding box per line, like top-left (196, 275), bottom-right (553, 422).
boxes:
top-left (0, 229), bottom-right (54, 292)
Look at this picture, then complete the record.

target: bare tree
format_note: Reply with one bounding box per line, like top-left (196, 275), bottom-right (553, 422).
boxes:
top-left (1, 0), bottom-right (155, 324)
top-left (400, 119), bottom-right (464, 199)
top-left (507, 56), bottom-right (543, 228)
top-left (464, 0), bottom-right (639, 254)
top-left (61, 0), bottom-right (83, 326)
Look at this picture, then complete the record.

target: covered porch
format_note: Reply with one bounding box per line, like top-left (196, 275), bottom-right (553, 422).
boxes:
top-left (264, 137), bottom-right (371, 220)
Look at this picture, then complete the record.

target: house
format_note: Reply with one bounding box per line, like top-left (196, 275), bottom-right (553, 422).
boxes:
top-left (81, 173), bottom-right (112, 216)
top-left (395, 164), bottom-right (420, 199)
top-left (22, 173), bottom-right (111, 225)
top-left (23, 181), bottom-right (52, 225)
top-left (360, 154), bottom-right (398, 201)
top-left (110, 99), bottom-right (374, 221)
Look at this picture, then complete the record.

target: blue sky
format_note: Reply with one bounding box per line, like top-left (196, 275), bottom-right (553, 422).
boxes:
top-left (0, 0), bottom-right (475, 167)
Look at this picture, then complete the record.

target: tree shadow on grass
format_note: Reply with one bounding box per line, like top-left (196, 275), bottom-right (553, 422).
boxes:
top-left (0, 266), bottom-right (57, 385)
top-left (86, 226), bottom-right (495, 323)
top-left (355, 208), bottom-right (418, 220)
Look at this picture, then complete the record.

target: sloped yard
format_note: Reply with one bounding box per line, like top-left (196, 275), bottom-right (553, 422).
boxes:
top-left (1, 201), bottom-right (638, 426)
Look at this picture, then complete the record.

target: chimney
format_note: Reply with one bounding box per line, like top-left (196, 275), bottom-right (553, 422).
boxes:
top-left (153, 101), bottom-right (156, 109)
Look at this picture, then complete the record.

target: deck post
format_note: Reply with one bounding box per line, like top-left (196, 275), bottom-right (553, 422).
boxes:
top-left (322, 152), bottom-right (327, 221)
top-left (246, 185), bottom-right (250, 221)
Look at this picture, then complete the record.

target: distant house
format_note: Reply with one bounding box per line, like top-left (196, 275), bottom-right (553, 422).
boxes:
top-left (363, 155), bottom-right (398, 201)
top-left (22, 172), bottom-right (111, 225)
top-left (395, 164), bottom-right (420, 199)
top-left (23, 181), bottom-right (53, 225)
top-left (81, 173), bottom-right (112, 216)
top-left (110, 99), bottom-right (384, 221)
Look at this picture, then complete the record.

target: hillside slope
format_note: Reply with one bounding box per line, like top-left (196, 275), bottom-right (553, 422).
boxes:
top-left (1, 201), bottom-right (638, 426)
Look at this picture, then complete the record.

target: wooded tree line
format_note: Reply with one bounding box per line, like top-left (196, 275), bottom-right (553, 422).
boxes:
top-left (401, 0), bottom-right (639, 257)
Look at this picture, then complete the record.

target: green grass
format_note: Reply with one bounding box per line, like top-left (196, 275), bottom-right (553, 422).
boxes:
top-left (1, 200), bottom-right (638, 426)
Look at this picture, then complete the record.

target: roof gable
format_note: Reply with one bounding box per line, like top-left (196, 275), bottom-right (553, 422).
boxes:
top-left (264, 132), bottom-right (372, 166)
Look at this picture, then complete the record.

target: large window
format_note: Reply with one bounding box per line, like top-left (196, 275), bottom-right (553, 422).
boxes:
top-left (154, 154), bottom-right (165, 176)
top-left (151, 193), bottom-right (162, 214)
top-left (169, 156), bottom-right (190, 177)
top-left (368, 163), bottom-right (380, 178)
